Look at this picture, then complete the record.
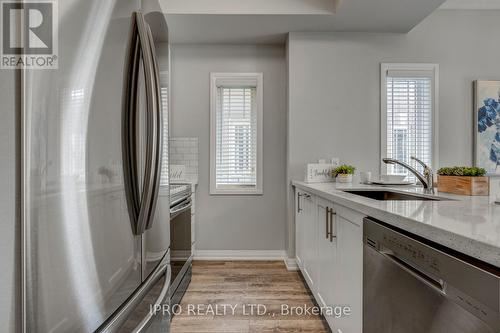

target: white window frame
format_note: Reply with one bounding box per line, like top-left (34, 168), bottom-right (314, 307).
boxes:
top-left (380, 63), bottom-right (439, 175)
top-left (210, 72), bottom-right (263, 195)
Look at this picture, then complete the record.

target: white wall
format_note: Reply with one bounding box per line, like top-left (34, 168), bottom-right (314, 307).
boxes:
top-left (287, 9), bottom-right (500, 257)
top-left (169, 45), bottom-right (287, 252)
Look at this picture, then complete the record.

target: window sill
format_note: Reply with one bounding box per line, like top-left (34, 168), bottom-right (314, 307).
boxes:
top-left (210, 187), bottom-right (263, 196)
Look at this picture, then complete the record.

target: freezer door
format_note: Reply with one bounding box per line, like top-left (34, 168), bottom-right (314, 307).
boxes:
top-left (22, 1), bottom-right (146, 332)
top-left (117, 252), bottom-right (172, 333)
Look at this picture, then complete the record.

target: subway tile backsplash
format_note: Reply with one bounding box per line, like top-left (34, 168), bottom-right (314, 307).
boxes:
top-left (170, 137), bottom-right (199, 183)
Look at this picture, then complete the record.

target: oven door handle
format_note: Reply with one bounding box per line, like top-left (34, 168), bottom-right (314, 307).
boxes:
top-left (380, 250), bottom-right (446, 295)
top-left (170, 199), bottom-right (192, 217)
top-left (170, 195), bottom-right (190, 207)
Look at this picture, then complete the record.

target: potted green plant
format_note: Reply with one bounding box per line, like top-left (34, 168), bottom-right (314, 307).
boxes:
top-left (437, 166), bottom-right (488, 196)
top-left (333, 165), bottom-right (356, 183)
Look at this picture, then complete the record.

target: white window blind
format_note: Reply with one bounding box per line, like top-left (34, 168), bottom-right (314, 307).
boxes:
top-left (160, 73), bottom-right (169, 188)
top-left (385, 67), bottom-right (436, 181)
top-left (61, 88), bottom-right (86, 180)
top-left (215, 86), bottom-right (257, 189)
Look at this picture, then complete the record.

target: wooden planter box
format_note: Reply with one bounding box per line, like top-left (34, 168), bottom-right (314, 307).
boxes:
top-left (437, 175), bottom-right (489, 196)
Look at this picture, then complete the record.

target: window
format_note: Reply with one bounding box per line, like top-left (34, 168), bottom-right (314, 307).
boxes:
top-left (160, 71), bottom-right (169, 189)
top-left (234, 124), bottom-right (251, 171)
top-left (381, 63), bottom-right (439, 182)
top-left (210, 73), bottom-right (263, 195)
top-left (61, 88), bottom-right (86, 181)
top-left (393, 129), bottom-right (408, 174)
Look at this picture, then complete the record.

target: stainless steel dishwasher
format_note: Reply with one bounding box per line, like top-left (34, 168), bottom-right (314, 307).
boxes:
top-left (363, 217), bottom-right (500, 333)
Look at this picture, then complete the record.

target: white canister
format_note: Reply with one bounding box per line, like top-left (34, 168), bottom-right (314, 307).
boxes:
top-left (489, 176), bottom-right (500, 204)
top-left (359, 172), bottom-right (372, 184)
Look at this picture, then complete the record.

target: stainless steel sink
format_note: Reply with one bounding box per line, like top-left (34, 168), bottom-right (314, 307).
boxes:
top-left (342, 190), bottom-right (448, 201)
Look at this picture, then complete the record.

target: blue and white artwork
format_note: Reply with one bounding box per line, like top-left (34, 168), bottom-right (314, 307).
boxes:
top-left (475, 80), bottom-right (500, 174)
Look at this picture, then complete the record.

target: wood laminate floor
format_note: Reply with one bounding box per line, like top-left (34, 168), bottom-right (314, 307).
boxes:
top-left (170, 261), bottom-right (329, 333)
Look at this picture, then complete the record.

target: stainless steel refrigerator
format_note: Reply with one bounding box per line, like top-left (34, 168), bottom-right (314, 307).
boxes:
top-left (21, 0), bottom-right (171, 332)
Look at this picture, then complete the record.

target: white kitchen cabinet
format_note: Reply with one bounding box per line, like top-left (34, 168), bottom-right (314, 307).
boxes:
top-left (294, 186), bottom-right (364, 333)
top-left (334, 204), bottom-right (364, 333)
top-left (294, 190), bottom-right (304, 269)
top-left (316, 197), bottom-right (338, 329)
top-left (295, 189), bottom-right (317, 289)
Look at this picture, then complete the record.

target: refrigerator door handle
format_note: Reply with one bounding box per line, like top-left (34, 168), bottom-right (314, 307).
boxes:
top-left (123, 12), bottom-right (142, 234)
top-left (123, 11), bottom-right (161, 235)
top-left (135, 11), bottom-right (161, 235)
top-left (144, 23), bottom-right (163, 231)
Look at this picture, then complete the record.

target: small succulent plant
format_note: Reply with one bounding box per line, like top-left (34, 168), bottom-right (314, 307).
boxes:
top-left (332, 165), bottom-right (356, 176)
top-left (437, 167), bottom-right (487, 177)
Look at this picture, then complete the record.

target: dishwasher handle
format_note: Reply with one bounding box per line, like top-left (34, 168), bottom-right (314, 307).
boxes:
top-left (381, 250), bottom-right (446, 295)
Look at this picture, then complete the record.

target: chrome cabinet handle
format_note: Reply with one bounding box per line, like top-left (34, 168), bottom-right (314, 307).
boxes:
top-left (325, 207), bottom-right (330, 239)
top-left (297, 193), bottom-right (303, 213)
top-left (329, 208), bottom-right (336, 242)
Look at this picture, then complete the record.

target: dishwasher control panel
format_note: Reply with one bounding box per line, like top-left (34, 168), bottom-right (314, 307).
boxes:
top-left (381, 232), bottom-right (441, 274)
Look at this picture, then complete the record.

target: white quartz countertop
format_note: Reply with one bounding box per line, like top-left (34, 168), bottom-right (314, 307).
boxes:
top-left (292, 180), bottom-right (500, 268)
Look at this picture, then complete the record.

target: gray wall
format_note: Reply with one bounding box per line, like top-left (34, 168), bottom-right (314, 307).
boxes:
top-left (170, 45), bottom-right (287, 251)
top-left (287, 9), bottom-right (500, 256)
top-left (0, 69), bottom-right (20, 332)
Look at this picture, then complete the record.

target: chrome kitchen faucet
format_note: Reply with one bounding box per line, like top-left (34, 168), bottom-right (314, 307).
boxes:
top-left (382, 156), bottom-right (435, 194)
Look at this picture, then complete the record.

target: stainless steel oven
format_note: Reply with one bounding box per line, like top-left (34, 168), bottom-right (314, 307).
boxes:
top-left (363, 217), bottom-right (500, 333)
top-left (169, 185), bottom-right (193, 311)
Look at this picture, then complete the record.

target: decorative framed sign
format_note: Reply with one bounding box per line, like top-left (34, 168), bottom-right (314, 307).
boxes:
top-left (170, 164), bottom-right (186, 182)
top-left (305, 163), bottom-right (336, 183)
top-left (474, 80), bottom-right (500, 174)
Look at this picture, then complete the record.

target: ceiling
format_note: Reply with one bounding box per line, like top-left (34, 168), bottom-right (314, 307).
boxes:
top-left (163, 0), bottom-right (341, 15)
top-left (440, 0), bottom-right (500, 9)
top-left (161, 0), bottom-right (448, 44)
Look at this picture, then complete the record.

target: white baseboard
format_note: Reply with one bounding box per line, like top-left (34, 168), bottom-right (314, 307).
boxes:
top-left (284, 258), bottom-right (299, 271)
top-left (194, 250), bottom-right (287, 261)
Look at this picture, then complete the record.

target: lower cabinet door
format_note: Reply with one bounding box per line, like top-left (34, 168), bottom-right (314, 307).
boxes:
top-left (316, 197), bottom-right (338, 329)
top-left (295, 191), bottom-right (305, 269)
top-left (301, 192), bottom-right (318, 291)
top-left (295, 191), bottom-right (364, 333)
top-left (335, 209), bottom-right (363, 333)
